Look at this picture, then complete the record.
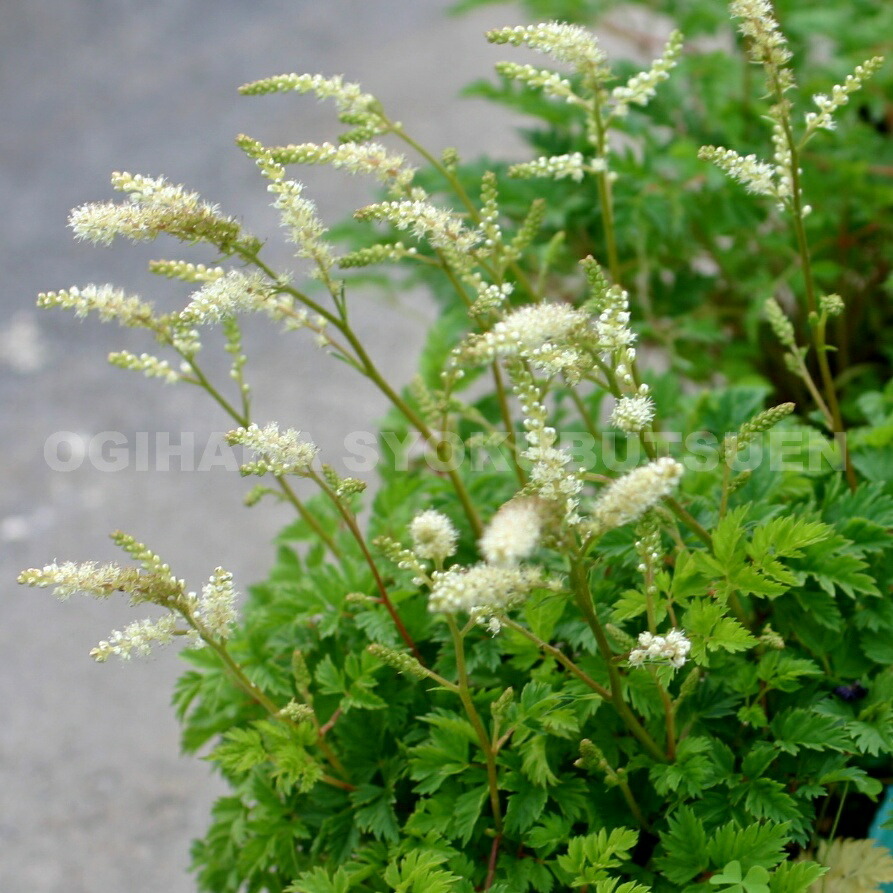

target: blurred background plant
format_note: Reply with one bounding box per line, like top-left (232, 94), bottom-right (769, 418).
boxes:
top-left (401, 0), bottom-right (893, 433)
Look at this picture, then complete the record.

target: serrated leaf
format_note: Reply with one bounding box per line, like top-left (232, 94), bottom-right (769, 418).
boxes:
top-left (656, 806), bottom-right (710, 884)
top-left (743, 778), bottom-right (801, 824)
top-left (650, 736), bottom-right (716, 797)
top-left (315, 654), bottom-right (346, 696)
top-left (528, 814), bottom-right (573, 855)
top-left (209, 726), bottom-right (268, 775)
top-left (757, 653), bottom-right (822, 693)
top-left (350, 783), bottom-right (400, 843)
top-left (847, 714), bottom-right (893, 756)
top-left (817, 766), bottom-right (883, 798)
top-left (712, 506), bottom-right (750, 567)
top-left (449, 786), bottom-right (489, 844)
top-left (593, 881), bottom-right (652, 893)
top-left (383, 850), bottom-right (463, 893)
top-left (558, 828), bottom-right (639, 884)
top-left (286, 866), bottom-right (351, 893)
top-left (521, 734), bottom-right (559, 787)
top-left (767, 860), bottom-right (827, 893)
top-left (749, 517), bottom-right (832, 562)
top-left (504, 784), bottom-right (548, 836)
top-left (770, 709), bottom-right (850, 755)
top-left (799, 540), bottom-right (880, 599)
top-left (685, 601), bottom-right (756, 664)
top-left (706, 821), bottom-right (790, 872)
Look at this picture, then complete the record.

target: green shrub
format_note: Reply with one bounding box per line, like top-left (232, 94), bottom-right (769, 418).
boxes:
top-left (21, 2), bottom-right (893, 890)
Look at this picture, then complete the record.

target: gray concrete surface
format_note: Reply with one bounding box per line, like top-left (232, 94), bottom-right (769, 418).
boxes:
top-left (0, 3), bottom-right (646, 890)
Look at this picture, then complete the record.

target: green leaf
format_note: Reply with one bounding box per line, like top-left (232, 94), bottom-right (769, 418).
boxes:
top-left (656, 807), bottom-right (709, 884)
top-left (706, 820), bottom-right (790, 872)
top-left (768, 860), bottom-right (827, 893)
top-left (521, 734), bottom-right (559, 787)
top-left (799, 538), bottom-right (880, 598)
top-left (528, 814), bottom-right (574, 855)
top-left (449, 785), bottom-right (489, 844)
top-left (350, 783), bottom-right (400, 843)
top-left (748, 517), bottom-right (832, 562)
top-left (649, 736), bottom-right (717, 798)
top-left (593, 881), bottom-right (652, 893)
top-left (209, 726), bottom-right (267, 775)
top-left (685, 601), bottom-right (756, 664)
top-left (817, 765), bottom-right (883, 798)
top-left (743, 778), bottom-right (801, 824)
top-left (504, 784), bottom-right (549, 836)
top-left (770, 709), bottom-right (850, 755)
top-left (847, 713), bottom-right (893, 756)
top-left (383, 850), bottom-right (464, 893)
top-left (712, 505), bottom-right (750, 568)
top-left (710, 860), bottom-right (771, 892)
top-left (524, 587), bottom-right (568, 641)
top-left (287, 866), bottom-right (352, 893)
top-left (409, 711), bottom-right (474, 794)
top-left (557, 828), bottom-right (639, 885)
top-left (757, 653), bottom-right (822, 693)
top-left (315, 654), bottom-right (347, 696)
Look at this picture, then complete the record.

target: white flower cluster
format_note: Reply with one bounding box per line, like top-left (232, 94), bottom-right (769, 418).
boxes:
top-left (820, 293), bottom-right (845, 318)
top-left (239, 73), bottom-right (383, 134)
top-left (510, 152), bottom-right (590, 183)
top-left (18, 561), bottom-right (140, 600)
top-left (148, 260), bottom-right (226, 282)
top-left (337, 242), bottom-right (418, 269)
top-left (514, 369), bottom-right (584, 524)
top-left (226, 423), bottom-right (318, 476)
top-left (628, 629), bottom-right (691, 668)
top-left (609, 395), bottom-right (655, 433)
top-left (37, 285), bottom-right (154, 327)
top-left (804, 56), bottom-right (884, 134)
top-left (594, 285), bottom-right (645, 394)
top-left (494, 62), bottom-right (578, 102)
top-left (594, 286), bottom-right (636, 352)
top-left (428, 563), bottom-right (545, 615)
top-left (764, 297), bottom-right (796, 348)
top-left (265, 141), bottom-right (415, 190)
top-left (180, 270), bottom-right (288, 324)
top-left (108, 350), bottom-right (179, 384)
top-left (729, 0), bottom-right (792, 76)
top-left (267, 177), bottom-right (335, 272)
top-left (460, 303), bottom-right (592, 380)
top-left (479, 499), bottom-right (543, 567)
top-left (278, 700), bottom-right (315, 723)
top-left (90, 614), bottom-right (179, 663)
top-left (69, 172), bottom-right (241, 248)
top-left (698, 146), bottom-right (777, 197)
top-left (487, 22), bottom-right (606, 72)
top-left (355, 200), bottom-right (480, 254)
top-left (191, 567), bottom-right (238, 640)
top-left (770, 118), bottom-right (794, 203)
top-left (410, 510), bottom-right (459, 563)
top-left (470, 281), bottom-right (513, 316)
top-left (590, 457), bottom-right (683, 533)
top-left (611, 30), bottom-right (683, 117)
top-left (493, 303), bottom-right (589, 354)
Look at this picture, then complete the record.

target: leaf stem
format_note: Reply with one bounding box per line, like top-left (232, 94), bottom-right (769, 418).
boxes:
top-left (569, 557), bottom-right (667, 763)
top-left (446, 617), bottom-right (504, 837)
top-left (309, 470), bottom-right (423, 662)
top-left (501, 617), bottom-right (612, 700)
